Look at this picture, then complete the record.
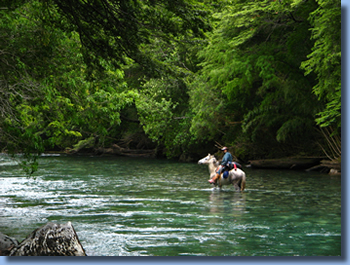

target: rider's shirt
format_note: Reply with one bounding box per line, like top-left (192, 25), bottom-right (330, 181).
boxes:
top-left (220, 152), bottom-right (233, 166)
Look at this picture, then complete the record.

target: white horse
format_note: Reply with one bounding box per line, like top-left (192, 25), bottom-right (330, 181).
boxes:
top-left (198, 154), bottom-right (246, 191)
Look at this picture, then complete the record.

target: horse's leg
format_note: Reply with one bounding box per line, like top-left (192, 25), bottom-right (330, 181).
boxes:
top-left (231, 177), bottom-right (240, 192)
top-left (240, 174), bottom-right (246, 191)
top-left (237, 179), bottom-right (242, 191)
top-left (229, 173), bottom-right (238, 191)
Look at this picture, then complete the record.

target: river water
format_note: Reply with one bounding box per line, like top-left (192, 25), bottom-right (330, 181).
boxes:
top-left (0, 154), bottom-right (341, 256)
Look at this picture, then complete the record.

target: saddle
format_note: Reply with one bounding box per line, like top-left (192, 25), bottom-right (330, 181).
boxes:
top-left (225, 161), bottom-right (242, 171)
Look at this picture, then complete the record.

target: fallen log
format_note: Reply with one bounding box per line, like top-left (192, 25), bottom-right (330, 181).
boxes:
top-left (248, 157), bottom-right (322, 170)
top-left (5, 222), bottom-right (86, 256)
top-left (304, 164), bottom-right (330, 173)
top-left (319, 159), bottom-right (341, 175)
top-left (319, 159), bottom-right (341, 171)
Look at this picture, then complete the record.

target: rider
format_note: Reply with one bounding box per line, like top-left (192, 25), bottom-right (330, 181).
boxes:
top-left (208, 147), bottom-right (233, 184)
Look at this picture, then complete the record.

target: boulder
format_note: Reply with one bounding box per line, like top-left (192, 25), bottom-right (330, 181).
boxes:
top-left (0, 232), bottom-right (19, 256)
top-left (8, 222), bottom-right (86, 256)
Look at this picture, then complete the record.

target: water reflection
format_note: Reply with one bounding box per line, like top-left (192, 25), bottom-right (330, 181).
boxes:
top-left (208, 190), bottom-right (246, 216)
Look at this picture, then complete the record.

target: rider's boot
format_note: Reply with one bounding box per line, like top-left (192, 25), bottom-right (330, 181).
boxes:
top-left (209, 173), bottom-right (220, 184)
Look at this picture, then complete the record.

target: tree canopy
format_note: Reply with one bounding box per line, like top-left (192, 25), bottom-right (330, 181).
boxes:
top-left (0, 0), bottom-right (341, 171)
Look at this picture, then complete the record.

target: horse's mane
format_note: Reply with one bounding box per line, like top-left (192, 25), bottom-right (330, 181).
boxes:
top-left (211, 156), bottom-right (219, 166)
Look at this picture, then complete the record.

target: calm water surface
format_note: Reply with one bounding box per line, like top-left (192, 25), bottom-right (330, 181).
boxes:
top-left (0, 154), bottom-right (341, 256)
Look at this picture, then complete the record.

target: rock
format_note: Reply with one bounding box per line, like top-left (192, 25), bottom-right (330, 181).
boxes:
top-left (0, 232), bottom-right (19, 256)
top-left (329, 168), bottom-right (340, 175)
top-left (9, 222), bottom-right (86, 256)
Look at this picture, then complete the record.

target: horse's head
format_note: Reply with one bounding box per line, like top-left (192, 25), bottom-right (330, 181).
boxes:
top-left (198, 154), bottom-right (217, 165)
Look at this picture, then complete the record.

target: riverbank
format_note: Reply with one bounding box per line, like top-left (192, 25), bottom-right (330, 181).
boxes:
top-left (1, 149), bottom-right (340, 175)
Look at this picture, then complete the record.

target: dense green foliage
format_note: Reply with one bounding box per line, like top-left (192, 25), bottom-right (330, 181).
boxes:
top-left (301, 0), bottom-right (341, 129)
top-left (190, 0), bottom-right (324, 158)
top-left (0, 0), bottom-right (341, 169)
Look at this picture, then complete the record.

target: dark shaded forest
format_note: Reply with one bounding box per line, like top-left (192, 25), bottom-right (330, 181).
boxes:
top-left (0, 0), bottom-right (341, 172)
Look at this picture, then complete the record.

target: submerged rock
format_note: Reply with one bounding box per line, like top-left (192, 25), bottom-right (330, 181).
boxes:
top-left (7, 222), bottom-right (86, 256)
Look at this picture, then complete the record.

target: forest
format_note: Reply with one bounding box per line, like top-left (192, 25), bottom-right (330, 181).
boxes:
top-left (0, 0), bottom-right (341, 172)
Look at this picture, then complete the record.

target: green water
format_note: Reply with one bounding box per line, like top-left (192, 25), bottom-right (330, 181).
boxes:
top-left (0, 154), bottom-right (341, 256)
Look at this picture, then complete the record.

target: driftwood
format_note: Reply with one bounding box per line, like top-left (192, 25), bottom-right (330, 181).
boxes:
top-left (306, 159), bottom-right (341, 175)
top-left (248, 157), bottom-right (322, 170)
top-left (3, 222), bottom-right (86, 256)
top-left (319, 159), bottom-right (341, 171)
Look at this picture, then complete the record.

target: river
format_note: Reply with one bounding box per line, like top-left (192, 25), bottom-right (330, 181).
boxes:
top-left (0, 154), bottom-right (341, 256)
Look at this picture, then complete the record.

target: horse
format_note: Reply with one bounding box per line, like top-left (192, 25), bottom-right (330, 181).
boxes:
top-left (198, 154), bottom-right (246, 191)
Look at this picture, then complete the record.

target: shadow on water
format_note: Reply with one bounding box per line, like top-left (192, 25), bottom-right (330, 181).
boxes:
top-left (0, 154), bottom-right (341, 256)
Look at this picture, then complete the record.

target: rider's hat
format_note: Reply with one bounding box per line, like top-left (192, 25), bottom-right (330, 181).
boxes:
top-left (221, 147), bottom-right (228, 151)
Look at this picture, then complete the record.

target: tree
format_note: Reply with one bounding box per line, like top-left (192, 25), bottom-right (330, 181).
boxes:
top-left (42, 0), bottom-right (212, 72)
top-left (0, 1), bottom-right (136, 171)
top-left (115, 1), bottom-right (219, 158)
top-left (188, 0), bottom-right (326, 159)
top-left (300, 0), bottom-right (341, 129)
top-left (300, 0), bottom-right (341, 161)
top-left (0, 0), bottom-right (214, 165)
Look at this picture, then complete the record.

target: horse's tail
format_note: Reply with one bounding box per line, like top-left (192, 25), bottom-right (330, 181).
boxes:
top-left (240, 173), bottom-right (246, 191)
